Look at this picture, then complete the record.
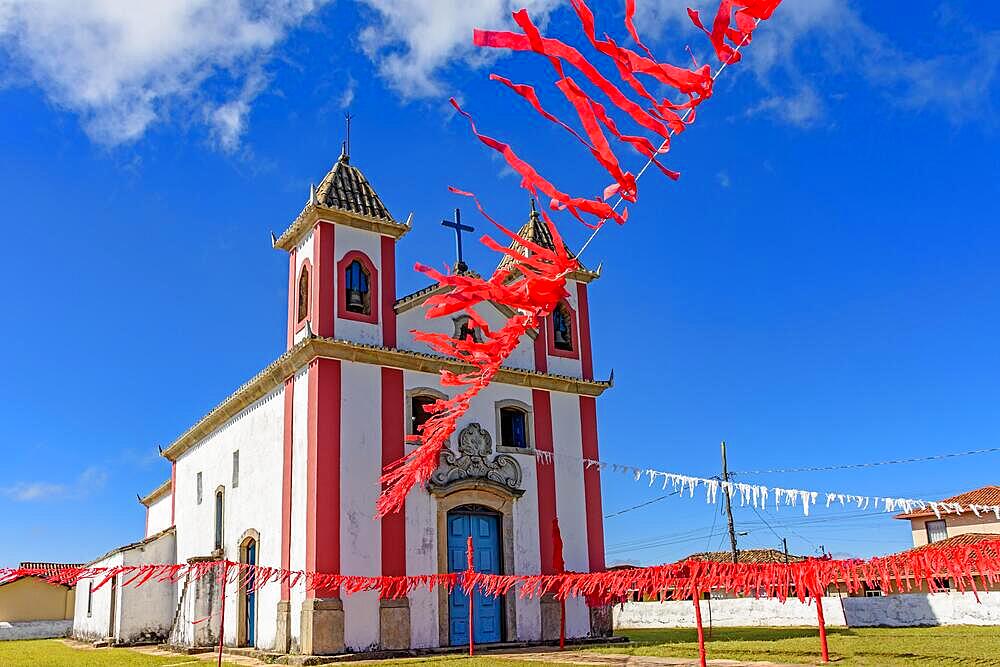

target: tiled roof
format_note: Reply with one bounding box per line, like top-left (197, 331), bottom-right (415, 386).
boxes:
top-left (903, 533), bottom-right (1000, 555)
top-left (895, 485), bottom-right (1000, 519)
top-left (314, 152), bottom-right (394, 222)
top-left (1, 562), bottom-right (83, 587)
top-left (394, 269), bottom-right (483, 312)
top-left (496, 201), bottom-right (590, 275)
top-left (680, 548), bottom-right (807, 564)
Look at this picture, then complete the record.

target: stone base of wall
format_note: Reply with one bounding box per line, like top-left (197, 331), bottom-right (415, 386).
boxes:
top-left (1, 620), bottom-right (72, 641)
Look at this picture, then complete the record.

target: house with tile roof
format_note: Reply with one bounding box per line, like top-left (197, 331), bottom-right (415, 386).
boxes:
top-left (74, 149), bottom-right (613, 654)
top-left (895, 485), bottom-right (1000, 549)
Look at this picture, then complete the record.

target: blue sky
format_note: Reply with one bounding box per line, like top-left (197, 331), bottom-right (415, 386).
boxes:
top-left (1, 1), bottom-right (998, 568)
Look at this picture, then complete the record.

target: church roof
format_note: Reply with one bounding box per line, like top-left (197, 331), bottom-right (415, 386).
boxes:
top-left (496, 201), bottom-right (600, 282)
top-left (314, 151), bottom-right (394, 222)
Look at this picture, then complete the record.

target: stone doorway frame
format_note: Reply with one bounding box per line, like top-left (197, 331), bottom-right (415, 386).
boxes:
top-left (433, 481), bottom-right (517, 647)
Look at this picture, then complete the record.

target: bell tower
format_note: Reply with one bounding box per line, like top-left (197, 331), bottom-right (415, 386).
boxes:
top-left (272, 146), bottom-right (410, 350)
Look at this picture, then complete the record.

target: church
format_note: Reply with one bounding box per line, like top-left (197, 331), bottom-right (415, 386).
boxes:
top-left (72, 149), bottom-right (612, 655)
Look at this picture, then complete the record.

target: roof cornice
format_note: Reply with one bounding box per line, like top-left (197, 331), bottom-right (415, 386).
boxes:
top-left (161, 336), bottom-right (611, 462)
top-left (274, 203), bottom-right (410, 251)
top-left (139, 480), bottom-right (172, 507)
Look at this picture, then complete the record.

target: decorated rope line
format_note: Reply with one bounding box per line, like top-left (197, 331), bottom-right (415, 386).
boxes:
top-left (533, 450), bottom-right (1000, 519)
top-left (7, 539), bottom-right (999, 605)
top-left (377, 0), bottom-right (784, 517)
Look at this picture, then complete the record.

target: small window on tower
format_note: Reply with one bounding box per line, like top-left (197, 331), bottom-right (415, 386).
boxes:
top-left (214, 488), bottom-right (224, 552)
top-left (453, 315), bottom-right (482, 343)
top-left (196, 472), bottom-right (203, 505)
top-left (553, 303), bottom-right (573, 351)
top-left (344, 260), bottom-right (370, 315)
top-left (499, 406), bottom-right (529, 449)
top-left (297, 265), bottom-right (310, 323)
top-left (410, 395), bottom-right (438, 436)
top-left (232, 451), bottom-right (240, 488)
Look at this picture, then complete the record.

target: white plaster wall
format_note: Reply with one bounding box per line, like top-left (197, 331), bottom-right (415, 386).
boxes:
top-left (289, 367), bottom-right (309, 648)
top-left (335, 225), bottom-right (383, 346)
top-left (173, 384), bottom-right (285, 650)
top-left (512, 453), bottom-right (542, 641)
top-left (549, 391), bottom-right (590, 637)
top-left (844, 592), bottom-right (1000, 627)
top-left (545, 287), bottom-right (583, 378)
top-left (339, 361), bottom-right (381, 651)
top-left (909, 515), bottom-right (1000, 548)
top-left (72, 552), bottom-right (123, 641)
top-left (614, 597), bottom-right (848, 629)
top-left (396, 302), bottom-right (535, 370)
top-left (405, 484), bottom-right (438, 648)
top-left (120, 532), bottom-right (177, 642)
top-left (0, 620), bottom-right (72, 640)
top-left (145, 493), bottom-right (173, 538)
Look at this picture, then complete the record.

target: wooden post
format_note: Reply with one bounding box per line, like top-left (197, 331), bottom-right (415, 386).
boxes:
top-left (466, 536), bottom-right (474, 657)
top-left (721, 441), bottom-right (738, 564)
top-left (815, 594), bottom-right (830, 663)
top-left (217, 562), bottom-right (230, 667)
top-left (693, 594), bottom-right (707, 667)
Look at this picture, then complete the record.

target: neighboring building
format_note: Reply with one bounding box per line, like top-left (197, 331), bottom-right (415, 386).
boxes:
top-left (1, 562), bottom-right (78, 622)
top-left (72, 528), bottom-right (177, 645)
top-left (75, 150), bottom-right (611, 655)
top-left (895, 485), bottom-right (1000, 548)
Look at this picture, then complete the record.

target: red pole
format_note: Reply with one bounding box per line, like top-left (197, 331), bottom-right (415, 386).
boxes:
top-left (466, 536), bottom-right (474, 657)
top-left (693, 595), bottom-right (707, 667)
top-left (815, 594), bottom-right (830, 663)
top-left (217, 562), bottom-right (230, 667)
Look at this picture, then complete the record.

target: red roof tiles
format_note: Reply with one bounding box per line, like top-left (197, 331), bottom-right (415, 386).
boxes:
top-left (895, 485), bottom-right (1000, 519)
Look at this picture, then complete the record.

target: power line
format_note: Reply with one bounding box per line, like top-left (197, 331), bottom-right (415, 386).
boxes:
top-left (730, 446), bottom-right (1000, 475)
top-left (604, 490), bottom-right (679, 519)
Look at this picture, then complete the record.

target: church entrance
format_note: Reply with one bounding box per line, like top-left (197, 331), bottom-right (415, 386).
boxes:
top-left (239, 536), bottom-right (257, 647)
top-left (447, 505), bottom-right (503, 646)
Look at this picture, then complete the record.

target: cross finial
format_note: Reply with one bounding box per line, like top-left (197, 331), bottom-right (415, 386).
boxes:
top-left (441, 208), bottom-right (475, 273)
top-left (344, 112), bottom-right (353, 161)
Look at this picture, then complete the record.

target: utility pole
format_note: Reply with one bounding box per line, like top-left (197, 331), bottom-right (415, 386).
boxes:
top-left (720, 441), bottom-right (739, 564)
top-left (782, 537), bottom-right (789, 564)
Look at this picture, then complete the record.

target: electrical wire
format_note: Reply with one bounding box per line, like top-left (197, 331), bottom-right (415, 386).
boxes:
top-left (730, 446), bottom-right (1000, 476)
top-left (604, 490), bottom-right (679, 518)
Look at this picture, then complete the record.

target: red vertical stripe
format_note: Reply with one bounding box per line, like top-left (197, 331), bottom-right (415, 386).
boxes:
top-left (579, 396), bottom-right (605, 572)
top-left (534, 326), bottom-right (548, 373)
top-left (286, 248), bottom-right (298, 348)
top-left (532, 389), bottom-right (557, 574)
top-left (380, 367), bottom-right (406, 576)
top-left (381, 236), bottom-right (397, 348)
top-left (576, 282), bottom-right (594, 380)
top-left (170, 462), bottom-right (176, 526)
top-left (306, 358), bottom-right (341, 598)
top-left (280, 375), bottom-right (295, 599)
top-left (313, 223), bottom-right (336, 338)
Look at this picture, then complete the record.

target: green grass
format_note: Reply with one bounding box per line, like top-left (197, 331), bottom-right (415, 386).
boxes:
top-left (592, 626), bottom-right (1000, 665)
top-left (0, 640), bottom-right (551, 667)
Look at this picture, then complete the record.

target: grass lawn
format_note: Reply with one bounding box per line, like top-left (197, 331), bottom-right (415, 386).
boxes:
top-left (0, 639), bottom-right (551, 667)
top-left (594, 626), bottom-right (1000, 665)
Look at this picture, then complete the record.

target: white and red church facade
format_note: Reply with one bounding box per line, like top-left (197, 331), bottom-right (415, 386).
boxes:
top-left (76, 153), bottom-right (611, 654)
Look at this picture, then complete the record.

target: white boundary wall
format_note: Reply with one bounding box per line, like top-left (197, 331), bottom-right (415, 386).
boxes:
top-left (614, 592), bottom-right (1000, 629)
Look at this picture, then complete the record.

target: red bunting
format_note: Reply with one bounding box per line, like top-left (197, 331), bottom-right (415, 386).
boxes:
top-left (6, 540), bottom-right (996, 605)
top-left (376, 1), bottom-right (782, 515)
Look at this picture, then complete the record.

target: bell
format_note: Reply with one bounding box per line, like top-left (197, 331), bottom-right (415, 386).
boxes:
top-left (347, 289), bottom-right (364, 310)
top-left (554, 328), bottom-right (570, 347)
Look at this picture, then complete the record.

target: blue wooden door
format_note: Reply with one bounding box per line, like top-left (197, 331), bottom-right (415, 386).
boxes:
top-left (447, 511), bottom-right (502, 645)
top-left (245, 541), bottom-right (256, 645)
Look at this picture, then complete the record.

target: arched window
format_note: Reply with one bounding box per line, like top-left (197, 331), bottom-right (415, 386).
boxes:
top-left (453, 315), bottom-right (482, 343)
top-left (214, 488), bottom-right (225, 552)
top-left (552, 303), bottom-right (573, 351)
top-left (406, 387), bottom-right (448, 438)
top-left (495, 399), bottom-right (533, 452)
top-left (297, 265), bottom-right (310, 323)
top-left (344, 260), bottom-right (370, 315)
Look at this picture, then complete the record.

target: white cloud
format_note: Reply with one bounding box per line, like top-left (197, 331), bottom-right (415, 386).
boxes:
top-left (632, 0), bottom-right (999, 128)
top-left (339, 73), bottom-right (357, 109)
top-left (1, 466), bottom-right (108, 502)
top-left (0, 0), bottom-right (327, 147)
top-left (356, 0), bottom-right (559, 98)
top-left (716, 170), bottom-right (731, 188)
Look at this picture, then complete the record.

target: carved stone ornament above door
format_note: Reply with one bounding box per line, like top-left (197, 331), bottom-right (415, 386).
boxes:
top-left (427, 422), bottom-right (523, 497)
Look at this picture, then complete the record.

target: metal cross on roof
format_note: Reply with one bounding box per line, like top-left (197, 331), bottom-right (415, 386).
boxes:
top-left (441, 208), bottom-right (474, 273)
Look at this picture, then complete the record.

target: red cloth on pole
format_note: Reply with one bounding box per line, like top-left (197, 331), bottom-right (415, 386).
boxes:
top-left (815, 594), bottom-right (830, 663)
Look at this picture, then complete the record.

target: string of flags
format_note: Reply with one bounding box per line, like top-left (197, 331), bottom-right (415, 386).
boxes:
top-left (533, 450), bottom-right (1000, 520)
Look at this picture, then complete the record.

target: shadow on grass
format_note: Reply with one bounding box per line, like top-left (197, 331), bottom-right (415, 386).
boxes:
top-left (620, 626), bottom-right (857, 645)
